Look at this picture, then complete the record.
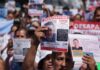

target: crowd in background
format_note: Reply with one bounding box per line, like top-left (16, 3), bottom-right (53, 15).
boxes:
top-left (0, 0), bottom-right (100, 70)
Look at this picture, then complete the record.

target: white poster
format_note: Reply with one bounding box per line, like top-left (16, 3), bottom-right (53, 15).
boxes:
top-left (69, 34), bottom-right (100, 62)
top-left (13, 38), bottom-right (31, 62)
top-left (41, 16), bottom-right (69, 51)
top-left (28, 4), bottom-right (43, 16)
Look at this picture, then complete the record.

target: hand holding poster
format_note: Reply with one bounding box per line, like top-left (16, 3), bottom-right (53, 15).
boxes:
top-left (41, 16), bottom-right (69, 51)
top-left (13, 38), bottom-right (31, 62)
top-left (69, 34), bottom-right (100, 70)
top-left (69, 34), bottom-right (100, 62)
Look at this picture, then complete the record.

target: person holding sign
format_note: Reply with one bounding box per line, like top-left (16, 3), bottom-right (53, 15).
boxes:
top-left (93, 7), bottom-right (100, 22)
top-left (22, 26), bottom-right (97, 70)
top-left (23, 27), bottom-right (73, 70)
top-left (52, 51), bottom-right (74, 70)
top-left (80, 55), bottom-right (97, 70)
top-left (6, 27), bottom-right (30, 70)
top-left (38, 54), bottom-right (53, 70)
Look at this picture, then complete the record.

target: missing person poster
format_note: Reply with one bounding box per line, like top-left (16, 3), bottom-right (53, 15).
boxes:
top-left (41, 16), bottom-right (69, 51)
top-left (69, 34), bottom-right (100, 62)
top-left (28, 3), bottom-right (43, 16)
top-left (13, 38), bottom-right (31, 62)
top-left (70, 21), bottom-right (100, 42)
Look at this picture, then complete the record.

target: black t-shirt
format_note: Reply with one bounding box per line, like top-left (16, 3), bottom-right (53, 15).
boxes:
top-left (72, 46), bottom-right (83, 50)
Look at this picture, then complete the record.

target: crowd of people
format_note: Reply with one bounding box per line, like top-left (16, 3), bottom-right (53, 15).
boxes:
top-left (0, 0), bottom-right (100, 70)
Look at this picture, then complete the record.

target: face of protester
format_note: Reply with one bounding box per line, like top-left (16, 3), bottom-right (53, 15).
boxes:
top-left (7, 13), bottom-right (14, 20)
top-left (73, 39), bottom-right (80, 48)
top-left (27, 18), bottom-right (31, 24)
top-left (75, 14), bottom-right (82, 21)
top-left (95, 10), bottom-right (100, 21)
top-left (15, 29), bottom-right (26, 38)
top-left (53, 52), bottom-right (73, 70)
top-left (43, 55), bottom-right (53, 70)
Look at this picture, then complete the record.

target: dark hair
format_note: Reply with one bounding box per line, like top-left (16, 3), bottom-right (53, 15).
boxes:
top-left (38, 58), bottom-right (45, 70)
top-left (45, 22), bottom-right (54, 26)
top-left (93, 7), bottom-right (100, 20)
top-left (38, 54), bottom-right (52, 70)
top-left (14, 27), bottom-right (28, 38)
top-left (52, 45), bottom-right (74, 63)
top-left (73, 39), bottom-right (79, 41)
top-left (9, 25), bottom-right (18, 33)
top-left (63, 6), bottom-right (69, 11)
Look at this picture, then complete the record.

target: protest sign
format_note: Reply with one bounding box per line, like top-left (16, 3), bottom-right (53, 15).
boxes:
top-left (70, 21), bottom-right (100, 45)
top-left (28, 3), bottom-right (43, 16)
top-left (69, 34), bottom-right (100, 62)
top-left (29, 0), bottom-right (43, 4)
top-left (41, 16), bottom-right (69, 51)
top-left (0, 8), bottom-right (7, 18)
top-left (13, 38), bottom-right (31, 62)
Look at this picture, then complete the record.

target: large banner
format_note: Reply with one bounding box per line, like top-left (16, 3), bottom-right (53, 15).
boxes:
top-left (13, 38), bottom-right (31, 62)
top-left (41, 16), bottom-right (69, 51)
top-left (0, 19), bottom-right (14, 34)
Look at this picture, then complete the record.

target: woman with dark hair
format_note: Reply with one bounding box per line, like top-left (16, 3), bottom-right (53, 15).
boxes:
top-left (93, 7), bottom-right (100, 22)
top-left (38, 54), bottom-right (53, 70)
top-left (5, 27), bottom-right (29, 70)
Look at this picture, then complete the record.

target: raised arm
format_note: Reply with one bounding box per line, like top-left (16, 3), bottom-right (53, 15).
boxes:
top-left (22, 27), bottom-right (48, 70)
